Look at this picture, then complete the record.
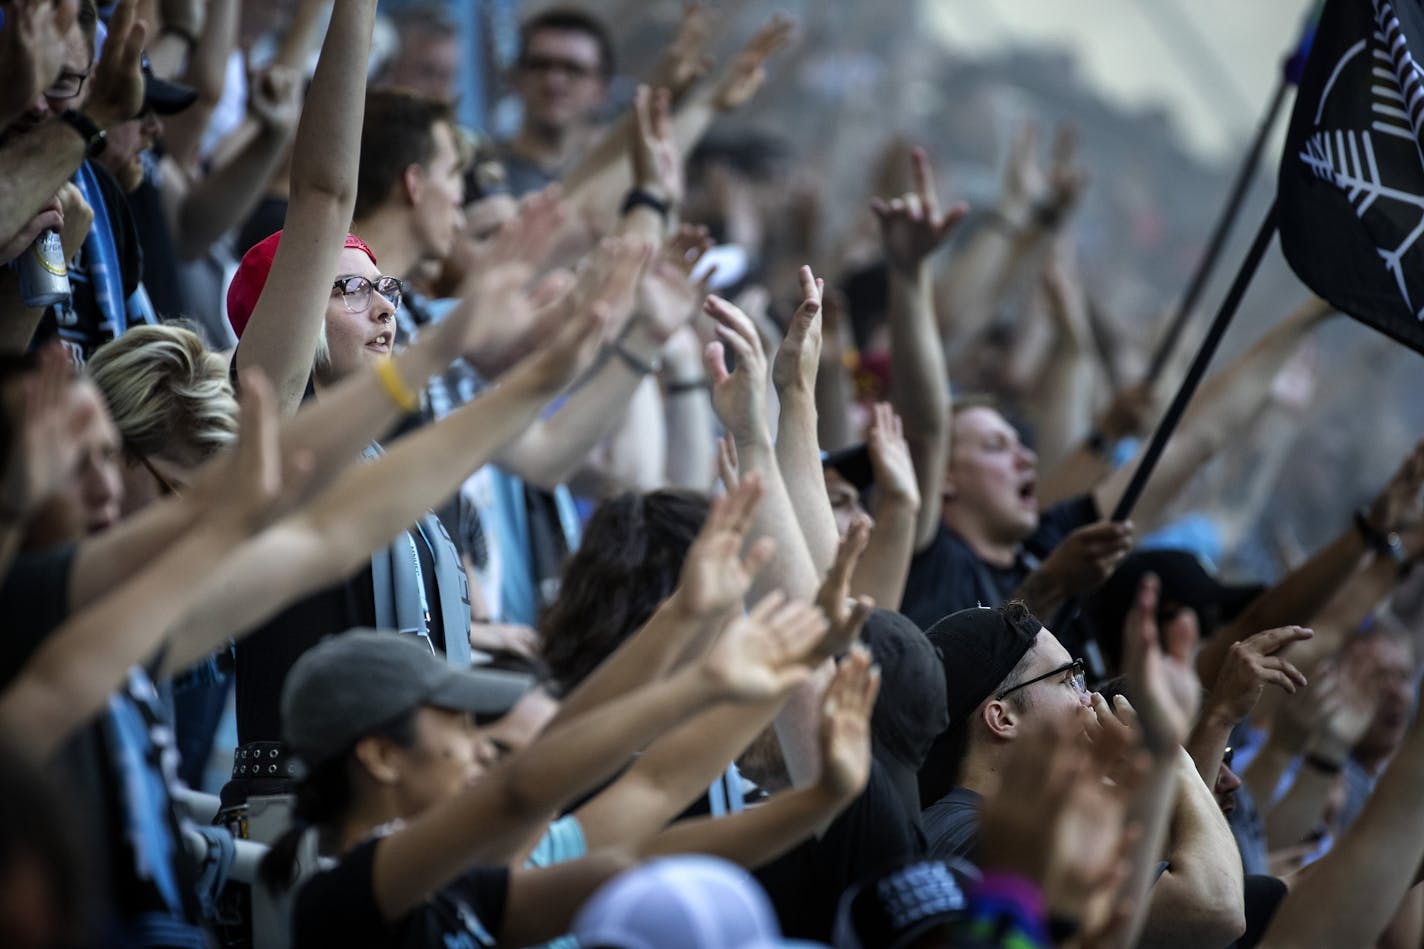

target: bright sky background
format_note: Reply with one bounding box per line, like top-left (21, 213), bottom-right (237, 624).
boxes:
top-left (923, 0), bottom-right (1316, 162)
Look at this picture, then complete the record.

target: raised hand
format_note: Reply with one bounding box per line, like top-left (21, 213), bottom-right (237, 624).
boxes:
top-left (870, 147), bottom-right (969, 277)
top-left (247, 65), bottom-right (303, 133)
top-left (629, 84), bottom-right (683, 207)
top-left (675, 474), bottom-right (775, 621)
top-left (817, 645), bottom-right (880, 800)
top-left (703, 294), bottom-right (770, 445)
top-left (1123, 574), bottom-right (1201, 753)
top-left (711, 14), bottom-right (795, 112)
top-left (701, 592), bottom-right (828, 702)
top-left (770, 265), bottom-right (824, 394)
top-left (812, 517), bottom-right (874, 659)
top-left (638, 225), bottom-right (713, 340)
top-left (649, 1), bottom-right (716, 98)
top-left (1204, 625), bottom-right (1312, 726)
top-left (0, 343), bottom-right (79, 524)
top-left (572, 235), bottom-right (654, 341)
top-left (86, 0), bottom-right (148, 129)
top-left (866, 402), bottom-right (919, 509)
top-left (1000, 121), bottom-right (1088, 227)
top-left (524, 296), bottom-right (614, 395)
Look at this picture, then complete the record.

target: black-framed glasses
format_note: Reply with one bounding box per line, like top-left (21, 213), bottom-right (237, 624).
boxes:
top-left (134, 452), bottom-right (180, 497)
top-left (996, 658), bottom-right (1087, 700)
top-left (331, 274), bottom-right (403, 313)
top-left (47, 70), bottom-right (90, 100)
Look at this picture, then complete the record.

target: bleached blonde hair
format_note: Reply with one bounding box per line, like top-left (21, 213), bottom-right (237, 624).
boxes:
top-left (87, 324), bottom-right (238, 466)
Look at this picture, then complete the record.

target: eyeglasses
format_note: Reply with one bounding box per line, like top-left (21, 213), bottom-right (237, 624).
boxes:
top-left (135, 453), bottom-right (180, 497)
top-left (331, 274), bottom-right (404, 313)
top-left (518, 54), bottom-right (600, 80)
top-left (996, 658), bottom-right (1087, 700)
top-left (47, 71), bottom-right (90, 100)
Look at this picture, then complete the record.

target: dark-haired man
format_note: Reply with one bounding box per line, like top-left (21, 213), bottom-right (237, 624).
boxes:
top-left (497, 6), bottom-right (614, 195)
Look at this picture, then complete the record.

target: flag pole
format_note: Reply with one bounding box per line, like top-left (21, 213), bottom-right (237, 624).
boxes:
top-left (1067, 201), bottom-right (1280, 678)
top-left (1146, 75), bottom-right (1291, 378)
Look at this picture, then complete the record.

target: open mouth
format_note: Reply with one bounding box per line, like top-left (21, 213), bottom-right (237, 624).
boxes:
top-left (1018, 479), bottom-right (1037, 506)
top-left (366, 332), bottom-right (392, 354)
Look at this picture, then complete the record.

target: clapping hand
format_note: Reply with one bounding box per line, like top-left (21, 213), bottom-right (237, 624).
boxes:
top-left (710, 14), bottom-right (795, 112)
top-left (812, 518), bottom-right (874, 660)
top-left (817, 646), bottom-right (880, 801)
top-left (674, 474), bottom-right (776, 623)
top-left (1203, 625), bottom-right (1312, 727)
top-left (703, 294), bottom-right (770, 446)
top-left (770, 265), bottom-right (824, 395)
top-left (1123, 574), bottom-right (1201, 754)
top-left (701, 592), bottom-right (827, 702)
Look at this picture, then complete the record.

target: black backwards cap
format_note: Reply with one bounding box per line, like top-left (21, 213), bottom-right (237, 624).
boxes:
top-left (924, 603), bottom-right (1044, 727)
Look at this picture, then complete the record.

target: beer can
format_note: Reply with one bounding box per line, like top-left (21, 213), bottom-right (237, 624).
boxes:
top-left (16, 230), bottom-right (71, 308)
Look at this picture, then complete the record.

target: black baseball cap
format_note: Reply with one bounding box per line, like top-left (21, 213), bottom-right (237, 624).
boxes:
top-left (821, 444), bottom-right (874, 492)
top-left (141, 55), bottom-right (198, 115)
top-left (281, 629), bottom-right (534, 767)
top-left (925, 604), bottom-right (1043, 727)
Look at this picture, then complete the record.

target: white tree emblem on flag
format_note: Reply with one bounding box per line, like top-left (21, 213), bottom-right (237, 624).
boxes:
top-left (1300, 0), bottom-right (1424, 319)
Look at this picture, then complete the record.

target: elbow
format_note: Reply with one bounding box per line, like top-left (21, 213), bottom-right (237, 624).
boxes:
top-left (289, 171), bottom-right (357, 208)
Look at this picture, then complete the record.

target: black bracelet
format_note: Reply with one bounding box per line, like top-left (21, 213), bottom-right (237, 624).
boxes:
top-left (58, 109), bottom-right (107, 158)
top-left (620, 187), bottom-right (671, 222)
top-left (1304, 753), bottom-right (1344, 776)
top-left (665, 377), bottom-right (710, 395)
top-left (611, 338), bottom-right (661, 376)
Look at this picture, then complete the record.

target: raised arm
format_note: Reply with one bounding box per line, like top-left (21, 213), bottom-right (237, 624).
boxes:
top-left (1094, 296), bottom-right (1336, 528)
top-left (0, 0), bottom-right (144, 249)
top-left (155, 0), bottom-right (239, 171)
top-left (1198, 439), bottom-right (1424, 686)
top-left (0, 375), bottom-right (288, 758)
top-left (160, 301), bottom-right (613, 674)
top-left (704, 293), bottom-right (818, 601)
top-left (772, 265), bottom-right (839, 573)
top-left (873, 147), bottom-right (968, 553)
top-left (232, 0), bottom-right (374, 415)
top-left (0, 0), bottom-right (71, 132)
top-left (1259, 695), bottom-right (1424, 949)
top-left (165, 65), bottom-right (300, 260)
top-left (1029, 238), bottom-right (1100, 469)
top-left (369, 581), bottom-right (823, 920)
top-left (849, 404), bottom-right (921, 610)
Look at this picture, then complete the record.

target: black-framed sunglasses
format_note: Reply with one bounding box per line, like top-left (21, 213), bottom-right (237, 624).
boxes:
top-left (517, 54), bottom-right (599, 80)
top-left (996, 658), bottom-right (1087, 700)
top-left (47, 70), bottom-right (90, 100)
top-left (331, 274), bottom-right (404, 313)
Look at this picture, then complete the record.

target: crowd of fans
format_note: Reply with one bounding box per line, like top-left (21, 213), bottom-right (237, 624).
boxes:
top-left (3, 1), bottom-right (1424, 947)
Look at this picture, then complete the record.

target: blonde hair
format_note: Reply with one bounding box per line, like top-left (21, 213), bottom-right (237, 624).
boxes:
top-left (87, 324), bottom-right (239, 466)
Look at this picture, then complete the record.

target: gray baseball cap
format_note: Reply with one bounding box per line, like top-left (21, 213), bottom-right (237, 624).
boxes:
top-left (281, 629), bottom-right (534, 767)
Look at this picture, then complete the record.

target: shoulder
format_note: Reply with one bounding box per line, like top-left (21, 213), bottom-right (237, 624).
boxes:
top-left (921, 787), bottom-right (983, 861)
top-left (293, 840), bottom-right (389, 947)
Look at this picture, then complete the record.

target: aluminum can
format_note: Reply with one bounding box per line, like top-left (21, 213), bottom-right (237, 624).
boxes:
top-left (16, 229), bottom-right (71, 308)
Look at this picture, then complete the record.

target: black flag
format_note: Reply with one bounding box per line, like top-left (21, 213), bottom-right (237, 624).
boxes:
top-left (1279, 0), bottom-right (1424, 355)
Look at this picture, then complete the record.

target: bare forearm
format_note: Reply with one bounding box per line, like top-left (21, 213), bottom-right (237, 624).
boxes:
top-left (1184, 708), bottom-right (1235, 788)
top-left (775, 388), bottom-right (838, 574)
top-left (1260, 720), bottom-right (1424, 949)
top-left (639, 784), bottom-right (844, 867)
top-left (663, 384), bottom-right (716, 490)
top-left (575, 376), bottom-right (667, 495)
top-left (936, 216), bottom-right (1045, 353)
top-left (814, 355), bottom-right (855, 452)
top-left (1264, 767), bottom-right (1336, 849)
top-left (545, 591), bottom-right (715, 729)
top-left (739, 437), bottom-right (819, 602)
top-left (887, 268), bottom-right (949, 551)
top-left (174, 125), bottom-right (293, 258)
top-left (1037, 443), bottom-right (1112, 509)
top-left (849, 499), bottom-right (917, 610)
top-left (1030, 337), bottom-right (1096, 469)
top-left (1199, 528), bottom-right (1369, 686)
top-left (1138, 757), bottom-right (1246, 949)
top-left (1097, 299), bottom-right (1333, 527)
top-left (0, 123), bottom-right (84, 243)
top-left (0, 521), bottom-right (243, 758)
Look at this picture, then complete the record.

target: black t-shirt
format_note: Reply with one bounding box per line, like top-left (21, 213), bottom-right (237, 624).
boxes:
top-left (900, 494), bottom-right (1100, 631)
top-left (921, 786), bottom-right (983, 864)
top-left (35, 161), bottom-right (143, 363)
top-left (293, 837), bottom-right (509, 948)
top-left (234, 195), bottom-right (288, 259)
top-left (234, 526), bottom-right (445, 744)
top-left (0, 543), bottom-right (76, 688)
top-left (755, 760), bottom-right (925, 942)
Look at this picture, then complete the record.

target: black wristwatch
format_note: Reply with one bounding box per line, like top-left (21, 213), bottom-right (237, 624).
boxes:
top-left (59, 109), bottom-right (108, 159)
top-left (1354, 507), bottom-right (1407, 563)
